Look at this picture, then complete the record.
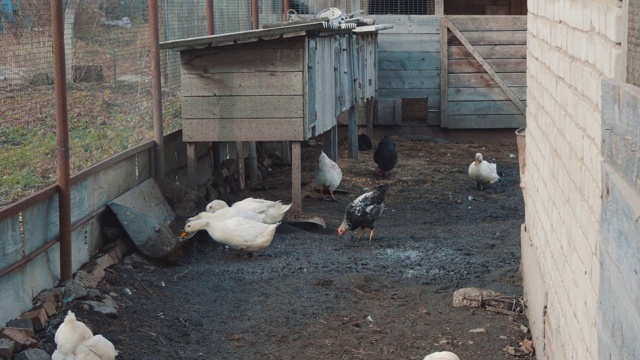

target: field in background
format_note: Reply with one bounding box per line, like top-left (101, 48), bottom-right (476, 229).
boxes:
top-left (0, 19), bottom-right (182, 206)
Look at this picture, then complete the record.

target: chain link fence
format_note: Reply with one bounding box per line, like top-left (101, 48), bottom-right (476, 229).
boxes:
top-left (0, 0), bottom-right (436, 206)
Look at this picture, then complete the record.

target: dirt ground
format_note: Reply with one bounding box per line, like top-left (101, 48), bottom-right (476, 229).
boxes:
top-left (41, 132), bottom-right (529, 359)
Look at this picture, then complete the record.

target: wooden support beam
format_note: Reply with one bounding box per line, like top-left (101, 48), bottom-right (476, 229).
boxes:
top-left (236, 142), bottom-right (245, 190)
top-left (291, 141), bottom-right (302, 216)
top-left (249, 141), bottom-right (258, 187)
top-left (366, 97), bottom-right (375, 139)
top-left (347, 105), bottom-right (358, 160)
top-left (440, 16), bottom-right (449, 127)
top-left (446, 20), bottom-right (526, 115)
top-left (435, 0), bottom-right (444, 15)
top-left (187, 142), bottom-right (198, 191)
top-left (323, 126), bottom-right (338, 162)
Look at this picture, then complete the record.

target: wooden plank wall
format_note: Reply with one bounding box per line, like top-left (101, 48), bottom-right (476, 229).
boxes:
top-left (375, 15), bottom-right (441, 125)
top-left (180, 37), bottom-right (305, 141)
top-left (444, 16), bottom-right (527, 129)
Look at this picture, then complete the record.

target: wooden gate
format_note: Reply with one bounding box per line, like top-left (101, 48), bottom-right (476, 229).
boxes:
top-left (440, 15), bottom-right (527, 128)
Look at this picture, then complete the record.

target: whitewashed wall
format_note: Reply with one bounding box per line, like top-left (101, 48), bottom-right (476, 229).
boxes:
top-left (522, 0), bottom-right (624, 359)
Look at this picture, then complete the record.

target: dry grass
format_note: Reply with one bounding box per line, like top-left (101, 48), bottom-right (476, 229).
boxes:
top-left (0, 21), bottom-right (180, 207)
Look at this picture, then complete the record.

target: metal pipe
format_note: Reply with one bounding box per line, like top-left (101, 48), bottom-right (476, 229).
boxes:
top-left (252, 0), bottom-right (259, 29)
top-left (50, 0), bottom-right (72, 282)
top-left (0, 206), bottom-right (109, 279)
top-left (206, 0), bottom-right (215, 35)
top-left (283, 0), bottom-right (289, 21)
top-left (148, 0), bottom-right (165, 178)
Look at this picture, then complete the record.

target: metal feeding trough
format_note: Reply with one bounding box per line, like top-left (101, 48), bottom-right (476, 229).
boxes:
top-left (108, 178), bottom-right (207, 258)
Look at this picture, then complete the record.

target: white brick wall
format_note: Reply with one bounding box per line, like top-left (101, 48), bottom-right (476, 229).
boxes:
top-left (524, 0), bottom-right (623, 359)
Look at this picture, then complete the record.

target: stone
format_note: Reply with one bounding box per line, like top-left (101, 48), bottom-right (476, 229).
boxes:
top-left (18, 308), bottom-right (48, 331)
top-left (62, 279), bottom-right (88, 303)
top-left (83, 295), bottom-right (118, 317)
top-left (0, 328), bottom-right (39, 352)
top-left (13, 348), bottom-right (50, 360)
top-left (0, 338), bottom-right (15, 360)
top-left (35, 288), bottom-right (63, 305)
top-left (5, 319), bottom-right (33, 332)
top-left (452, 287), bottom-right (502, 308)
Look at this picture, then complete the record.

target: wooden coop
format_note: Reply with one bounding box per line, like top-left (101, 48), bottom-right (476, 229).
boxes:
top-left (160, 22), bottom-right (383, 215)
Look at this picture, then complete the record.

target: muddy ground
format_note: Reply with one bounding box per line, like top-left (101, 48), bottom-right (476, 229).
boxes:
top-left (42, 132), bottom-right (529, 359)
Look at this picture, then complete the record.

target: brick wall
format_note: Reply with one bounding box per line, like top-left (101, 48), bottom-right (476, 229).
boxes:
top-left (523, 1), bottom-right (623, 359)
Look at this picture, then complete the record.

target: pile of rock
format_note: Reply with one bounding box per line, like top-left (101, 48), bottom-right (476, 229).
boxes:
top-left (0, 240), bottom-right (129, 360)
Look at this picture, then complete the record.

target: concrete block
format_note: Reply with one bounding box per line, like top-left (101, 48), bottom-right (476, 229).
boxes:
top-left (520, 224), bottom-right (547, 360)
top-left (41, 299), bottom-right (57, 317)
top-left (605, 6), bottom-right (623, 44)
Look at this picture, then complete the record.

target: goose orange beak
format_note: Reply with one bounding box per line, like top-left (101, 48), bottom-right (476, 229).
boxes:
top-left (179, 231), bottom-right (189, 239)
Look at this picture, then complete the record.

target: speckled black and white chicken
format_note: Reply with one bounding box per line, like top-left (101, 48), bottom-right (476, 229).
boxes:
top-left (337, 184), bottom-right (389, 242)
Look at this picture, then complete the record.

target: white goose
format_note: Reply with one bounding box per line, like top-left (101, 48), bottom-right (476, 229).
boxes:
top-left (468, 152), bottom-right (499, 189)
top-left (206, 198), bottom-right (291, 224)
top-left (180, 218), bottom-right (280, 255)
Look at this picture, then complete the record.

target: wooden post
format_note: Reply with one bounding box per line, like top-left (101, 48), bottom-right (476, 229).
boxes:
top-left (249, 141), bottom-right (258, 187)
top-left (187, 143), bottom-right (198, 191)
top-left (439, 16), bottom-right (448, 127)
top-left (322, 126), bottom-right (338, 162)
top-left (435, 0), bottom-right (444, 15)
top-left (366, 97), bottom-right (374, 139)
top-left (236, 142), bottom-right (245, 190)
top-left (347, 105), bottom-right (358, 160)
top-left (291, 141), bottom-right (302, 216)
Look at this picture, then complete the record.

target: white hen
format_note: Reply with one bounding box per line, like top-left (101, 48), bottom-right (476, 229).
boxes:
top-left (314, 150), bottom-right (342, 201)
top-left (74, 334), bottom-right (118, 360)
top-left (187, 206), bottom-right (264, 224)
top-left (423, 351), bottom-right (460, 360)
top-left (206, 198), bottom-right (291, 224)
top-left (468, 152), bottom-right (500, 189)
top-left (180, 218), bottom-right (280, 255)
top-left (53, 311), bottom-right (93, 358)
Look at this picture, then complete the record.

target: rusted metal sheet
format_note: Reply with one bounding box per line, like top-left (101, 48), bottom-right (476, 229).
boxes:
top-left (108, 178), bottom-right (207, 259)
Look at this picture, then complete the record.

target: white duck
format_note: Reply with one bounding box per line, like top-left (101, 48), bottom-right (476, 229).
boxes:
top-left (206, 198), bottom-right (291, 224)
top-left (314, 150), bottom-right (342, 201)
top-left (468, 152), bottom-right (499, 189)
top-left (180, 218), bottom-right (280, 255)
top-left (187, 206), bottom-right (264, 224)
top-left (423, 351), bottom-right (460, 360)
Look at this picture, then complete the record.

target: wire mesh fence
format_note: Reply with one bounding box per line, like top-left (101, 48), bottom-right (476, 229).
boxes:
top-left (0, 0), bottom-right (437, 206)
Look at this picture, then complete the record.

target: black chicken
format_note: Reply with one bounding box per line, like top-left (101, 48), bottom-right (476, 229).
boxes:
top-left (373, 136), bottom-right (397, 177)
top-left (337, 184), bottom-right (389, 242)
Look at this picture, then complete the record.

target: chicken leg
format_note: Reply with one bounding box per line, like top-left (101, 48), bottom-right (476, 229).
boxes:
top-left (356, 228), bottom-right (367, 242)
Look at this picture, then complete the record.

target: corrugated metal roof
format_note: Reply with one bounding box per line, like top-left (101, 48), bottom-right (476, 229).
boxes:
top-left (159, 21), bottom-right (389, 52)
top-left (160, 23), bottom-right (326, 51)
